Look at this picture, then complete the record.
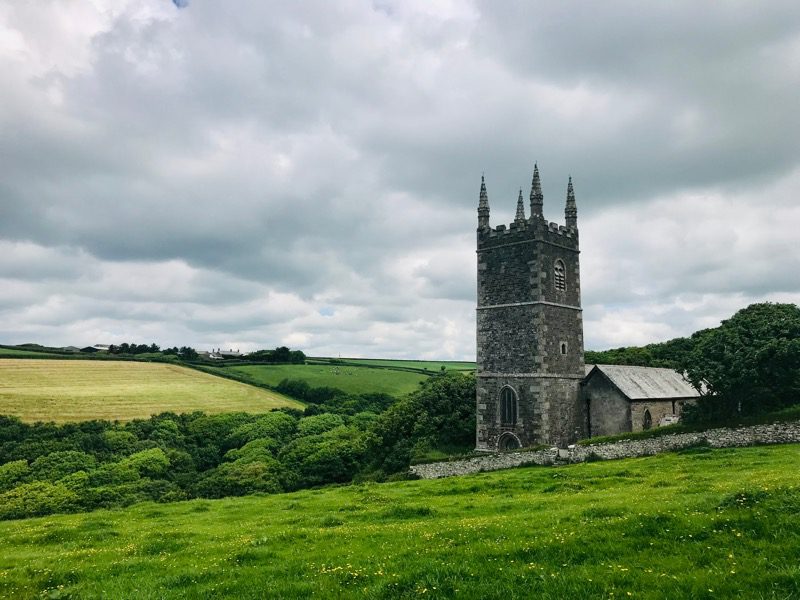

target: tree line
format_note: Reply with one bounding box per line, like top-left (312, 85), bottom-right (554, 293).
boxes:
top-left (105, 344), bottom-right (305, 363)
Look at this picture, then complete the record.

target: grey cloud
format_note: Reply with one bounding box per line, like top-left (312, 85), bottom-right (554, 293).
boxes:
top-left (0, 1), bottom-right (798, 357)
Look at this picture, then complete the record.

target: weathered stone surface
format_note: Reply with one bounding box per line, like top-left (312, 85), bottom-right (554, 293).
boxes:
top-left (412, 421), bottom-right (800, 479)
top-left (475, 171), bottom-right (585, 451)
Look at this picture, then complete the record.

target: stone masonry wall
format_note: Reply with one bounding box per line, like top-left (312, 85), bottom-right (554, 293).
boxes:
top-left (476, 210), bottom-right (584, 451)
top-left (411, 421), bottom-right (800, 479)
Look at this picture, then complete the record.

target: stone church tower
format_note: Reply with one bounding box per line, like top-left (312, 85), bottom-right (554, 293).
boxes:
top-left (475, 165), bottom-right (585, 451)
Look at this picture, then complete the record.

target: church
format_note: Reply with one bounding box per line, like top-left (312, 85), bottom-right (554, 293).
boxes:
top-left (475, 166), bottom-right (699, 451)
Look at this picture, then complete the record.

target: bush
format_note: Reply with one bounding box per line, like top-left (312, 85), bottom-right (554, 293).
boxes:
top-left (297, 414), bottom-right (345, 436)
top-left (0, 460), bottom-right (29, 492)
top-left (0, 481), bottom-right (80, 520)
top-left (279, 426), bottom-right (366, 489)
top-left (225, 412), bottom-right (297, 449)
top-left (195, 458), bottom-right (285, 498)
top-left (31, 451), bottom-right (97, 482)
top-left (120, 448), bottom-right (170, 479)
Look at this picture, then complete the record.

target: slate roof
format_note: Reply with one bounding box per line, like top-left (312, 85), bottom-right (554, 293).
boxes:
top-left (584, 364), bottom-right (701, 401)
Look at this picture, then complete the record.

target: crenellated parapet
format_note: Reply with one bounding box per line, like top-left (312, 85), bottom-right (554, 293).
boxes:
top-left (477, 216), bottom-right (579, 251)
top-left (477, 165), bottom-right (579, 253)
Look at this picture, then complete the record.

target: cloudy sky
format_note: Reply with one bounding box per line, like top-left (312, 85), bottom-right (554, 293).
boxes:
top-left (1, 1), bottom-right (799, 359)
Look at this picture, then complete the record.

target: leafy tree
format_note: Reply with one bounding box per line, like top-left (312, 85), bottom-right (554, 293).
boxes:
top-left (0, 481), bottom-right (80, 520)
top-left (224, 412), bottom-right (297, 450)
top-left (0, 460), bottom-right (29, 492)
top-left (684, 303), bottom-right (800, 420)
top-left (30, 451), bottom-right (97, 482)
top-left (297, 414), bottom-right (345, 436)
top-left (102, 430), bottom-right (138, 455)
top-left (279, 426), bottom-right (366, 489)
top-left (120, 448), bottom-right (170, 479)
top-left (179, 346), bottom-right (198, 360)
top-left (365, 372), bottom-right (476, 475)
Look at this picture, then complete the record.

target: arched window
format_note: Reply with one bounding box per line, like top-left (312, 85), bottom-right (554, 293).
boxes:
top-left (554, 260), bottom-right (566, 291)
top-left (643, 409), bottom-right (652, 430)
top-left (500, 387), bottom-right (517, 427)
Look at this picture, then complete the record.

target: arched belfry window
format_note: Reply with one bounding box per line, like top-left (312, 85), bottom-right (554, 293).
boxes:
top-left (554, 260), bottom-right (566, 291)
top-left (500, 387), bottom-right (517, 427)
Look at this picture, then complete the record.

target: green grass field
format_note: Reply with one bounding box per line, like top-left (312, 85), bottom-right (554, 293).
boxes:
top-left (0, 444), bottom-right (797, 599)
top-left (0, 347), bottom-right (65, 358)
top-left (220, 363), bottom-right (430, 397)
top-left (311, 357), bottom-right (476, 371)
top-left (0, 359), bottom-right (303, 423)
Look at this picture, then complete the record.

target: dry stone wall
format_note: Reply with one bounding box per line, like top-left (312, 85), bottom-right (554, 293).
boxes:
top-left (410, 421), bottom-right (800, 479)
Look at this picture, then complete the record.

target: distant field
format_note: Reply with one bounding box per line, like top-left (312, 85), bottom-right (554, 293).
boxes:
top-left (0, 347), bottom-right (65, 358)
top-left (314, 357), bottom-right (476, 371)
top-left (1, 444), bottom-right (798, 598)
top-left (0, 359), bottom-right (302, 423)
top-left (222, 363), bottom-right (429, 396)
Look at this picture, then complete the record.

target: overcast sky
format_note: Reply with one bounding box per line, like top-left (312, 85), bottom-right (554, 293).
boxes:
top-left (1, 1), bottom-right (799, 359)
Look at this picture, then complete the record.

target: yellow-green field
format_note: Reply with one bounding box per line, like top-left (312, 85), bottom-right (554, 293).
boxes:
top-left (0, 359), bottom-right (303, 423)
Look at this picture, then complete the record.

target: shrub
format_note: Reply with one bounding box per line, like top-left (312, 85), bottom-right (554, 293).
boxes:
top-left (31, 451), bottom-right (97, 482)
top-left (0, 460), bottom-right (29, 492)
top-left (297, 413), bottom-right (345, 436)
top-left (0, 481), bottom-right (79, 520)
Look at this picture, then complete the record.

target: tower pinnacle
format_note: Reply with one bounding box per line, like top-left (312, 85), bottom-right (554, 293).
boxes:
top-left (530, 163), bottom-right (544, 218)
top-left (565, 176), bottom-right (577, 229)
top-left (478, 175), bottom-right (490, 229)
top-left (515, 188), bottom-right (526, 223)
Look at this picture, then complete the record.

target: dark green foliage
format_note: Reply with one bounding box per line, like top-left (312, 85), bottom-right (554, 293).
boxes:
top-left (585, 334), bottom-right (696, 369)
top-left (224, 412), bottom-right (297, 448)
top-left (366, 372), bottom-right (476, 475)
top-left (0, 371), bottom-right (478, 520)
top-left (684, 303), bottom-right (800, 421)
top-left (279, 426), bottom-right (366, 489)
top-left (247, 346), bottom-right (306, 364)
top-left (195, 455), bottom-right (285, 498)
top-left (31, 450), bottom-right (96, 481)
top-left (109, 342), bottom-right (161, 355)
top-left (275, 378), bottom-right (395, 415)
top-left (297, 413), bottom-right (345, 436)
top-left (0, 481), bottom-right (80, 520)
top-left (0, 460), bottom-right (29, 492)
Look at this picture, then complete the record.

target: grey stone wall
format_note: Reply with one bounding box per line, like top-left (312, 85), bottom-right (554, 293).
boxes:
top-left (413, 421), bottom-right (800, 479)
top-left (630, 400), bottom-right (676, 432)
top-left (583, 374), bottom-right (631, 436)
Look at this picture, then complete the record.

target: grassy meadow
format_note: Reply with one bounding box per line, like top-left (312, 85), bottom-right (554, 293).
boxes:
top-left (0, 444), bottom-right (797, 599)
top-left (220, 363), bottom-right (430, 397)
top-left (311, 357), bottom-right (476, 372)
top-left (0, 359), bottom-right (302, 423)
top-left (0, 346), bottom-right (66, 358)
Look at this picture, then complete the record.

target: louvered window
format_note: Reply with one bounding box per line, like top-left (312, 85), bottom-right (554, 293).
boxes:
top-left (554, 260), bottom-right (566, 291)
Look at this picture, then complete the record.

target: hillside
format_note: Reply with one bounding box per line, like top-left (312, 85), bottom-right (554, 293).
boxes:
top-left (0, 444), bottom-right (797, 599)
top-left (214, 363), bottom-right (432, 397)
top-left (0, 359), bottom-right (302, 422)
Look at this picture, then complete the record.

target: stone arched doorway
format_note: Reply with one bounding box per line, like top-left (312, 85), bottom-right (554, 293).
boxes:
top-left (498, 432), bottom-right (521, 451)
